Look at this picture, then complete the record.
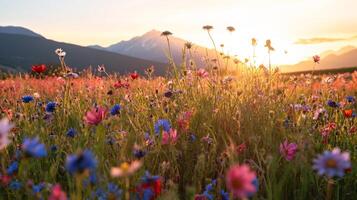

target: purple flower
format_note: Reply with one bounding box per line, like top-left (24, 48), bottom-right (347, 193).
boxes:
top-left (313, 148), bottom-right (351, 178)
top-left (327, 100), bottom-right (340, 108)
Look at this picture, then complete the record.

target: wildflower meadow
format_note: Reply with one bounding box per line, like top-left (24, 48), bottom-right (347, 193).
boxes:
top-left (0, 28), bottom-right (357, 200)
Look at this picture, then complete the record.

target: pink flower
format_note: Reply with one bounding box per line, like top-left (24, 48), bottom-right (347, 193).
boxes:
top-left (48, 184), bottom-right (67, 200)
top-left (279, 140), bottom-right (298, 161)
top-left (197, 69), bottom-right (209, 78)
top-left (313, 55), bottom-right (320, 64)
top-left (162, 128), bottom-right (178, 145)
top-left (226, 164), bottom-right (257, 198)
top-left (83, 106), bottom-right (107, 125)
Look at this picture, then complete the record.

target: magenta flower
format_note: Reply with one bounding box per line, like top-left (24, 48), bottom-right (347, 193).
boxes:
top-left (162, 129), bottom-right (178, 145)
top-left (48, 184), bottom-right (67, 200)
top-left (83, 106), bottom-right (107, 125)
top-left (226, 164), bottom-right (257, 198)
top-left (279, 140), bottom-right (298, 161)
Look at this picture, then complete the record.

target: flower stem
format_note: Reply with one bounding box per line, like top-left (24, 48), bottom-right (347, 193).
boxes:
top-left (125, 177), bottom-right (130, 200)
top-left (326, 179), bottom-right (334, 200)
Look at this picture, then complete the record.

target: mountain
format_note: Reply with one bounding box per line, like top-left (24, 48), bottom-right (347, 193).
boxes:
top-left (281, 46), bottom-right (357, 73)
top-left (320, 45), bottom-right (356, 58)
top-left (93, 30), bottom-right (218, 67)
top-left (0, 33), bottom-right (167, 74)
top-left (0, 26), bottom-right (43, 38)
top-left (87, 45), bottom-right (107, 51)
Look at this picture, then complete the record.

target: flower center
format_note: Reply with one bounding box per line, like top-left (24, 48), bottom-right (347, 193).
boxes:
top-left (120, 162), bottom-right (129, 171)
top-left (231, 179), bottom-right (243, 189)
top-left (326, 159), bottom-right (337, 168)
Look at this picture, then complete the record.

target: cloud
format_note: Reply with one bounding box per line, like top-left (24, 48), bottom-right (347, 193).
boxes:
top-left (295, 35), bottom-right (357, 45)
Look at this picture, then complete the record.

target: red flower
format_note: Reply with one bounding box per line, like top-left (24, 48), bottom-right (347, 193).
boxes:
top-left (236, 143), bottom-right (247, 154)
top-left (343, 109), bottom-right (353, 118)
top-left (313, 55), bottom-right (320, 64)
top-left (0, 174), bottom-right (11, 186)
top-left (130, 72), bottom-right (139, 80)
top-left (114, 80), bottom-right (130, 89)
top-left (32, 64), bottom-right (47, 73)
top-left (137, 175), bottom-right (162, 200)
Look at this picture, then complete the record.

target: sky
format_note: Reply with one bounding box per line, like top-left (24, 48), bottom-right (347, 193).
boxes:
top-left (1, 0), bottom-right (357, 65)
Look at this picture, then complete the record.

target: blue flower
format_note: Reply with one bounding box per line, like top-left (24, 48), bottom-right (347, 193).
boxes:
top-left (83, 172), bottom-right (97, 187)
top-left (45, 101), bottom-right (56, 113)
top-left (9, 180), bottom-right (22, 190)
top-left (141, 171), bottom-right (160, 184)
top-left (66, 128), bottom-right (77, 138)
top-left (22, 137), bottom-right (47, 158)
top-left (313, 148), bottom-right (351, 178)
top-left (346, 96), bottom-right (355, 103)
top-left (190, 134), bottom-right (196, 142)
top-left (50, 145), bottom-right (58, 152)
top-left (66, 150), bottom-right (97, 174)
top-left (142, 188), bottom-right (154, 200)
top-left (32, 183), bottom-right (45, 193)
top-left (7, 161), bottom-right (19, 175)
top-left (22, 95), bottom-right (34, 103)
top-left (202, 179), bottom-right (216, 200)
top-left (89, 173), bottom-right (97, 185)
top-left (110, 104), bottom-right (121, 116)
top-left (246, 177), bottom-right (259, 197)
top-left (133, 149), bottom-right (146, 159)
top-left (94, 188), bottom-right (106, 200)
top-left (221, 190), bottom-right (230, 200)
top-left (107, 183), bottom-right (122, 198)
top-left (327, 100), bottom-right (340, 108)
top-left (154, 119), bottom-right (171, 134)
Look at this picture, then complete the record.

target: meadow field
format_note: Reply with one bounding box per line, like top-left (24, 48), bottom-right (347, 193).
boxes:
top-left (0, 48), bottom-right (357, 200)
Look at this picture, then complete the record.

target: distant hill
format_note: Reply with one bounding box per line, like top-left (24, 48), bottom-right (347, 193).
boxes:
top-left (281, 46), bottom-right (357, 73)
top-left (0, 26), bottom-right (43, 38)
top-left (0, 33), bottom-right (167, 74)
top-left (90, 29), bottom-right (219, 67)
top-left (87, 45), bottom-right (107, 51)
top-left (320, 45), bottom-right (356, 58)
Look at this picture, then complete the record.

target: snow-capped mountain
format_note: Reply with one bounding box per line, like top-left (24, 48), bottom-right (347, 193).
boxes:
top-left (90, 30), bottom-right (218, 67)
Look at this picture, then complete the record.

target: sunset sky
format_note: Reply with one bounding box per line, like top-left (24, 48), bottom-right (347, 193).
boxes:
top-left (1, 0), bottom-right (357, 65)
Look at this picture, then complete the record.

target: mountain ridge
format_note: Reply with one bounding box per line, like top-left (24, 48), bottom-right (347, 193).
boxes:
top-left (0, 25), bottom-right (43, 38)
top-left (0, 32), bottom-right (167, 74)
